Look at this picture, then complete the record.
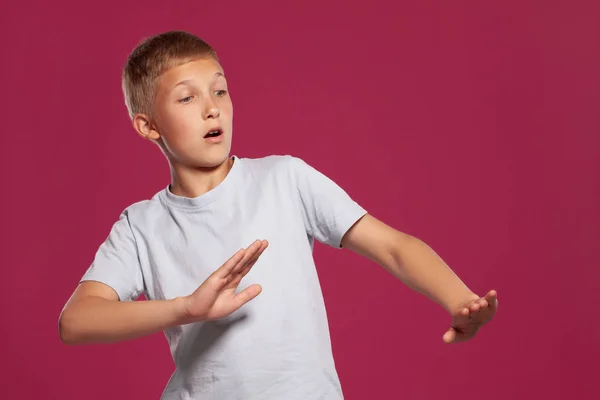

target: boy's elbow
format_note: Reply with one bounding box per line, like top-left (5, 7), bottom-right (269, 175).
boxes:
top-left (58, 308), bottom-right (82, 345)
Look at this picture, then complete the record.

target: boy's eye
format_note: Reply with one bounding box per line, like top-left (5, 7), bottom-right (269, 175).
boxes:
top-left (179, 96), bottom-right (194, 104)
top-left (214, 90), bottom-right (227, 97)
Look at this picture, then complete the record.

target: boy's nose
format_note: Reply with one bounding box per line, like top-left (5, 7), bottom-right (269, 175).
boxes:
top-left (203, 102), bottom-right (220, 119)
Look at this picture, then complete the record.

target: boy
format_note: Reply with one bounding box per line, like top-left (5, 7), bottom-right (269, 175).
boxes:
top-left (59, 30), bottom-right (497, 399)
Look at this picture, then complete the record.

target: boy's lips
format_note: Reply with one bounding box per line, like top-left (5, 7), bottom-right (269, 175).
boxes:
top-left (204, 126), bottom-right (223, 138)
top-left (204, 126), bottom-right (224, 143)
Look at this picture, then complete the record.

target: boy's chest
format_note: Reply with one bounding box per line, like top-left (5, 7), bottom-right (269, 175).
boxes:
top-left (139, 186), bottom-right (310, 300)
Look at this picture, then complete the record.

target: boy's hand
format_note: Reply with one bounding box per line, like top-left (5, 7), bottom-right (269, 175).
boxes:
top-left (180, 240), bottom-right (269, 322)
top-left (442, 290), bottom-right (498, 344)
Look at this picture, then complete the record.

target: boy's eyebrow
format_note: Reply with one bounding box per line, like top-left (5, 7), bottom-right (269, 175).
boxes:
top-left (172, 72), bottom-right (225, 90)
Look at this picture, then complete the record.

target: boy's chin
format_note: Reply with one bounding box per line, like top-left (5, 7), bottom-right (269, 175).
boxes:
top-left (193, 151), bottom-right (232, 170)
top-left (166, 145), bottom-right (232, 171)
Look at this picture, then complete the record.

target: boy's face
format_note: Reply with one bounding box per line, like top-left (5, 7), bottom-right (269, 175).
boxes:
top-left (140, 57), bottom-right (233, 169)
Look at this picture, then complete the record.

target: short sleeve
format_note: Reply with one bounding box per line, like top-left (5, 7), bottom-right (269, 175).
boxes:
top-left (80, 211), bottom-right (144, 301)
top-left (290, 156), bottom-right (368, 248)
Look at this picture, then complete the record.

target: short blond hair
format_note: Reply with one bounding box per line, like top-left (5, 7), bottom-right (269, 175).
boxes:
top-left (121, 30), bottom-right (218, 119)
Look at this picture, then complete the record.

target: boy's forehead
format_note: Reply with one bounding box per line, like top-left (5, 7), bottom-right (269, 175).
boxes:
top-left (158, 58), bottom-right (224, 89)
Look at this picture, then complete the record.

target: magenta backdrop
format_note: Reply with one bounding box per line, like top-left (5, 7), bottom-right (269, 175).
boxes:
top-left (1, 0), bottom-right (598, 399)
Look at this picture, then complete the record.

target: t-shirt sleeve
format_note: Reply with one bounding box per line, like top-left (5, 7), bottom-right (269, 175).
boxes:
top-left (80, 211), bottom-right (144, 301)
top-left (289, 156), bottom-right (368, 248)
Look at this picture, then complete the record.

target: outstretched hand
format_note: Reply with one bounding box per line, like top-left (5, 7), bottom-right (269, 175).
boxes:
top-left (181, 240), bottom-right (269, 322)
top-left (443, 290), bottom-right (498, 344)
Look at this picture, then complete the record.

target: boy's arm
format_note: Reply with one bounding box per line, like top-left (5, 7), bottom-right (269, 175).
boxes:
top-left (59, 240), bottom-right (268, 345)
top-left (341, 214), bottom-right (497, 343)
top-left (59, 281), bottom-right (189, 344)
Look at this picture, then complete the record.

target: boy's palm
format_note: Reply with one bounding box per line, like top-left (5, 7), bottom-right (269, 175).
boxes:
top-left (183, 240), bottom-right (268, 321)
top-left (443, 290), bottom-right (498, 343)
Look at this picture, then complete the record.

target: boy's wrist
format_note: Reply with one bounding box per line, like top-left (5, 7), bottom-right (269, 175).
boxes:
top-left (170, 296), bottom-right (193, 326)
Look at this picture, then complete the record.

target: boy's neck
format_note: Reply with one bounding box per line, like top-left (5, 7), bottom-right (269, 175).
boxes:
top-left (168, 157), bottom-right (234, 199)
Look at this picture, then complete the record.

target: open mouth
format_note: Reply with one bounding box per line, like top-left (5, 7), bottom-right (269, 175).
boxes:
top-left (204, 127), bottom-right (223, 138)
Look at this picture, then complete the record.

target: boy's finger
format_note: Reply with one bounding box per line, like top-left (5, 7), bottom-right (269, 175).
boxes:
top-left (227, 241), bottom-right (258, 278)
top-left (243, 241), bottom-right (268, 269)
top-left (214, 248), bottom-right (246, 278)
top-left (238, 256), bottom-right (260, 279)
top-left (468, 301), bottom-right (480, 315)
top-left (229, 260), bottom-right (256, 287)
top-left (229, 246), bottom-right (267, 287)
top-left (230, 240), bottom-right (262, 275)
top-left (485, 290), bottom-right (498, 307)
top-left (233, 284), bottom-right (262, 308)
top-left (443, 327), bottom-right (457, 344)
top-left (452, 307), bottom-right (471, 327)
top-left (258, 240), bottom-right (269, 253)
top-left (233, 240), bottom-right (268, 274)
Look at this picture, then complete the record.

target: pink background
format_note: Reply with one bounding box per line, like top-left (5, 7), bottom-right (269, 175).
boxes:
top-left (2, 0), bottom-right (598, 398)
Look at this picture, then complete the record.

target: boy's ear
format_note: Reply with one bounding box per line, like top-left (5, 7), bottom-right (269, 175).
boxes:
top-left (132, 113), bottom-right (160, 141)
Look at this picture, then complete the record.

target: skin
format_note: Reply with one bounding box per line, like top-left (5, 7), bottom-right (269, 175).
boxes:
top-left (341, 216), bottom-right (498, 343)
top-left (59, 56), bottom-right (497, 346)
top-left (134, 57), bottom-right (236, 198)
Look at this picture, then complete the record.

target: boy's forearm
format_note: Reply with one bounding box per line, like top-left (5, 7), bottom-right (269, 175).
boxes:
top-left (59, 296), bottom-right (189, 345)
top-left (386, 236), bottom-right (476, 313)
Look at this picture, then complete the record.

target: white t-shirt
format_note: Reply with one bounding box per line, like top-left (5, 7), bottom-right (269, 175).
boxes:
top-left (81, 155), bottom-right (368, 399)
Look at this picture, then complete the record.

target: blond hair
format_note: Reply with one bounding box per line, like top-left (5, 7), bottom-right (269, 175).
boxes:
top-left (121, 30), bottom-right (218, 119)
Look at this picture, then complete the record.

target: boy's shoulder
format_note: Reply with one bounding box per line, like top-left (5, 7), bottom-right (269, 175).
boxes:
top-left (118, 192), bottom-right (165, 221)
top-left (240, 153), bottom-right (297, 169)
top-left (240, 154), bottom-right (310, 177)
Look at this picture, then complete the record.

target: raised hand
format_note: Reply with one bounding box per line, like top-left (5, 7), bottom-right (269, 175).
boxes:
top-left (181, 240), bottom-right (269, 322)
top-left (443, 290), bottom-right (498, 344)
